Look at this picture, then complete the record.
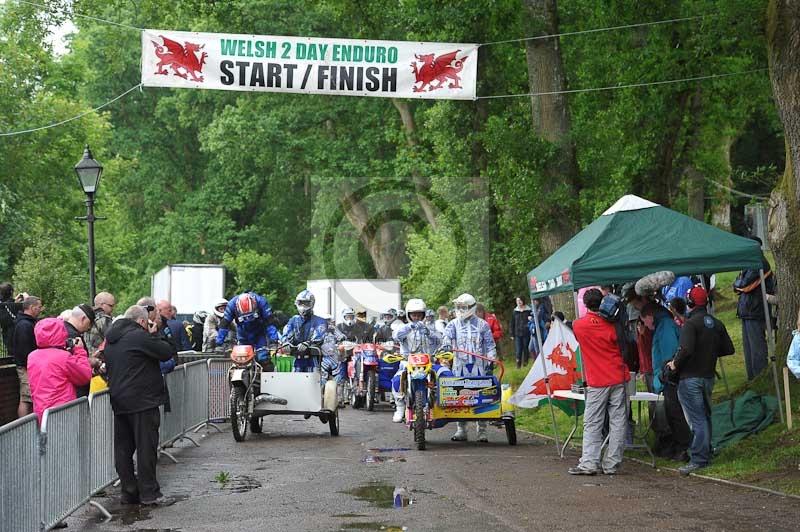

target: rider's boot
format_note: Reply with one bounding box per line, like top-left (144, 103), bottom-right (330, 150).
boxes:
top-left (476, 421), bottom-right (488, 443)
top-left (451, 421), bottom-right (468, 441)
top-left (392, 398), bottom-right (405, 423)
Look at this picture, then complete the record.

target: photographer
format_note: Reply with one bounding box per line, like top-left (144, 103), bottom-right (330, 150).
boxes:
top-left (104, 305), bottom-right (177, 506)
top-left (667, 285), bottom-right (734, 476)
top-left (0, 282), bottom-right (25, 357)
top-left (27, 318), bottom-right (98, 423)
top-left (568, 289), bottom-right (630, 476)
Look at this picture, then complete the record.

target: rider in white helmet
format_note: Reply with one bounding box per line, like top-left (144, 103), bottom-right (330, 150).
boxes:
top-left (373, 307), bottom-right (398, 344)
top-left (390, 298), bottom-right (441, 423)
top-left (203, 298), bottom-right (234, 351)
top-left (441, 293), bottom-right (497, 442)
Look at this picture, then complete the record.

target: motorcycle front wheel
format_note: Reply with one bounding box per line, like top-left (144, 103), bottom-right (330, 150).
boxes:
top-left (414, 388), bottom-right (426, 451)
top-left (366, 370), bottom-right (377, 411)
top-left (230, 386), bottom-right (250, 442)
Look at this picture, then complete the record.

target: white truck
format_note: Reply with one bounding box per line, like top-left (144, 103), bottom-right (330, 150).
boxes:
top-left (152, 264), bottom-right (226, 317)
top-left (306, 279), bottom-right (401, 324)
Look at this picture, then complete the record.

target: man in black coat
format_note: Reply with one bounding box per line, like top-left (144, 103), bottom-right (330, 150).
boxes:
top-left (667, 286), bottom-right (734, 476)
top-left (0, 282), bottom-right (24, 357)
top-left (104, 305), bottom-right (177, 506)
top-left (11, 296), bottom-right (43, 417)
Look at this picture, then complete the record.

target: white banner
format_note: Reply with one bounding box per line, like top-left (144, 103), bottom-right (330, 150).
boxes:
top-left (141, 29), bottom-right (477, 100)
top-left (509, 319), bottom-right (582, 409)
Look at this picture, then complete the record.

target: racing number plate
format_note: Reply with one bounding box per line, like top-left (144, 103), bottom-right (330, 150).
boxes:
top-left (437, 376), bottom-right (500, 407)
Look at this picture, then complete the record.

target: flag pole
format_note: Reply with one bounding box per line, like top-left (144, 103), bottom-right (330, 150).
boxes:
top-left (532, 298), bottom-right (561, 454)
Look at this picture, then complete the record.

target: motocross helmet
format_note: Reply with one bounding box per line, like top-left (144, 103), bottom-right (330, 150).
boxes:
top-left (405, 298), bottom-right (426, 322)
top-left (295, 290), bottom-right (315, 318)
top-left (341, 307), bottom-right (355, 326)
top-left (381, 307), bottom-right (397, 325)
top-left (235, 293), bottom-right (261, 323)
top-left (193, 310), bottom-right (208, 325)
top-left (424, 308), bottom-right (436, 323)
top-left (452, 293), bottom-right (477, 322)
top-left (213, 298), bottom-right (228, 318)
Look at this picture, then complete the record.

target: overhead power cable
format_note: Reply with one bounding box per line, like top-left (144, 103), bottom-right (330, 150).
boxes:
top-left (706, 178), bottom-right (770, 200)
top-left (480, 15), bottom-right (708, 47)
top-left (13, 0), bottom-right (143, 31)
top-left (475, 68), bottom-right (768, 100)
top-left (0, 83), bottom-right (143, 137)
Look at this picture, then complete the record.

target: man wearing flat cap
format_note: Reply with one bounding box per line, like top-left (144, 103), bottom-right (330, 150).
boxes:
top-left (64, 304), bottom-right (96, 397)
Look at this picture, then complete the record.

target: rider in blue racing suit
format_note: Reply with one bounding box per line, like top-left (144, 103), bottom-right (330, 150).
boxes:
top-left (442, 293), bottom-right (496, 443)
top-left (216, 292), bottom-right (279, 363)
top-left (391, 298), bottom-right (442, 423)
top-left (320, 314), bottom-right (346, 402)
top-left (281, 290), bottom-right (328, 373)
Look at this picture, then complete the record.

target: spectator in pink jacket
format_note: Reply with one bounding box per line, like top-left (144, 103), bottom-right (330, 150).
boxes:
top-left (27, 317), bottom-right (95, 423)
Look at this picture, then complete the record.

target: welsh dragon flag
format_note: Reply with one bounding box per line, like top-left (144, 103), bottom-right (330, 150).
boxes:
top-left (509, 319), bottom-right (584, 416)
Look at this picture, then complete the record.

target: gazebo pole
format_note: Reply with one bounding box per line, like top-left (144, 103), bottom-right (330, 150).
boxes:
top-left (759, 269), bottom-right (785, 424)
top-left (532, 298), bottom-right (561, 455)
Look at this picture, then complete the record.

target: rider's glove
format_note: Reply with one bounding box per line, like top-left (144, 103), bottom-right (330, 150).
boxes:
top-left (297, 341), bottom-right (309, 353)
top-left (215, 328), bottom-right (229, 346)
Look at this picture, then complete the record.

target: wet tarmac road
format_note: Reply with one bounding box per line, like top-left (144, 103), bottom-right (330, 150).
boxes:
top-left (68, 404), bottom-right (800, 531)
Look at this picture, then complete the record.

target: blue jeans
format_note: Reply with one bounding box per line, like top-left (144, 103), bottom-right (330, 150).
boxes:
top-left (677, 377), bottom-right (714, 467)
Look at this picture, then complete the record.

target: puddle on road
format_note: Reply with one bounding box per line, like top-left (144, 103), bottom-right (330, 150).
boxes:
top-left (341, 483), bottom-right (414, 509)
top-left (362, 455), bottom-right (407, 464)
top-left (116, 495), bottom-right (189, 526)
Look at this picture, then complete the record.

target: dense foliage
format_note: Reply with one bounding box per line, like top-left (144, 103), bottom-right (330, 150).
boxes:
top-left (0, 0), bottom-right (783, 319)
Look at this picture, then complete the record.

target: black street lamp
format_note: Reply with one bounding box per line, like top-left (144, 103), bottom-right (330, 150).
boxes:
top-left (74, 145), bottom-right (103, 302)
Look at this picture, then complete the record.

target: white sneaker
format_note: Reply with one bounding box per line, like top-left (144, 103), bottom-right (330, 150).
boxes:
top-left (451, 422), bottom-right (467, 441)
top-left (476, 427), bottom-right (488, 443)
top-left (392, 400), bottom-right (405, 423)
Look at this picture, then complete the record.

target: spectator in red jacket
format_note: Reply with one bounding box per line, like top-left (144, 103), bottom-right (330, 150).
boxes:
top-left (27, 318), bottom-right (98, 423)
top-left (476, 303), bottom-right (503, 360)
top-left (568, 289), bottom-right (630, 476)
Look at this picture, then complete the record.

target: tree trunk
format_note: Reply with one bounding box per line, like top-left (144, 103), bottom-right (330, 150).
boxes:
top-left (649, 89), bottom-right (691, 206)
top-left (521, 0), bottom-right (580, 315)
top-left (521, 0), bottom-right (579, 252)
top-left (766, 0), bottom-right (800, 354)
top-left (684, 89), bottom-right (705, 220)
top-left (339, 184), bottom-right (401, 278)
top-left (711, 136), bottom-right (734, 231)
top-left (391, 99), bottom-right (439, 230)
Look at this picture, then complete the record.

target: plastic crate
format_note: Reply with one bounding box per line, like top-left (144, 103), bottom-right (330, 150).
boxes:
top-left (272, 355), bottom-right (295, 373)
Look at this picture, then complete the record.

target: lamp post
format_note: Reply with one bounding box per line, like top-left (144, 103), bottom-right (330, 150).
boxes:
top-left (74, 145), bottom-right (103, 302)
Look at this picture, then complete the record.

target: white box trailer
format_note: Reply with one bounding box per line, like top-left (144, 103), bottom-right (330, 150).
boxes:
top-left (306, 279), bottom-right (401, 324)
top-left (152, 264), bottom-right (226, 317)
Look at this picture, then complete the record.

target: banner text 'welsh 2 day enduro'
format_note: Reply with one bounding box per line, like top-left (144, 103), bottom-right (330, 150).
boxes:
top-left (141, 30), bottom-right (478, 100)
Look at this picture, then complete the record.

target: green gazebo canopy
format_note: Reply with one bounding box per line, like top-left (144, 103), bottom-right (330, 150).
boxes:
top-left (528, 195), bottom-right (763, 298)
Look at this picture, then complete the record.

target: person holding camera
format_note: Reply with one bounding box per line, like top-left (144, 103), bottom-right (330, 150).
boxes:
top-left (568, 288), bottom-right (630, 476)
top-left (104, 305), bottom-right (178, 506)
top-left (640, 303), bottom-right (691, 461)
top-left (27, 318), bottom-right (98, 423)
top-left (667, 285), bottom-right (734, 476)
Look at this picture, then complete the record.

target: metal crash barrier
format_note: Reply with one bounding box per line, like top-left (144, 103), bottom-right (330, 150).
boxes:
top-left (0, 414), bottom-right (41, 532)
top-left (207, 358), bottom-right (233, 423)
top-left (0, 358), bottom-right (230, 531)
